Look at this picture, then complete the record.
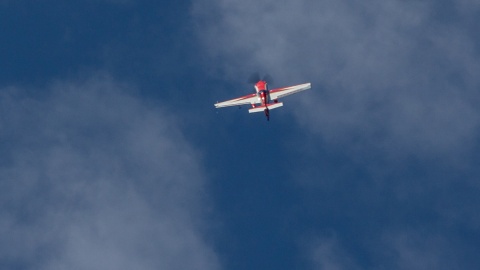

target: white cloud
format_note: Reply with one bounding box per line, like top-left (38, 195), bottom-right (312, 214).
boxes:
top-left (381, 231), bottom-right (447, 270)
top-left (309, 230), bottom-right (467, 270)
top-left (193, 1), bottom-right (480, 268)
top-left (310, 236), bottom-right (360, 270)
top-left (193, 0), bottom-right (480, 162)
top-left (0, 75), bottom-right (220, 270)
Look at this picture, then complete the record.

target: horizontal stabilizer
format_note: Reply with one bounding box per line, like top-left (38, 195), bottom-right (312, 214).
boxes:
top-left (248, 102), bottom-right (283, 113)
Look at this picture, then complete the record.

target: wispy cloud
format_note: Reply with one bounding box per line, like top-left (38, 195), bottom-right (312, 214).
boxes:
top-left (193, 0), bottom-right (480, 268)
top-left (0, 75), bottom-right (219, 270)
top-left (309, 236), bottom-right (361, 270)
top-left (193, 0), bottom-right (480, 162)
top-left (308, 229), bottom-right (472, 270)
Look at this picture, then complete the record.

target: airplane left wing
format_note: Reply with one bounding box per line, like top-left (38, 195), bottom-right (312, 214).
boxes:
top-left (269, 83), bottom-right (311, 100)
top-left (214, 93), bottom-right (258, 108)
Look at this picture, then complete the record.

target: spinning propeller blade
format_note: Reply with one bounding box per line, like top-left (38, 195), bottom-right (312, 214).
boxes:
top-left (248, 72), bottom-right (261, 84)
top-left (248, 72), bottom-right (273, 84)
top-left (262, 74), bottom-right (273, 85)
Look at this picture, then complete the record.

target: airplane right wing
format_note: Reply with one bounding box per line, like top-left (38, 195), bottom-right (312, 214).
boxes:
top-left (269, 83), bottom-right (311, 100)
top-left (214, 93), bottom-right (258, 108)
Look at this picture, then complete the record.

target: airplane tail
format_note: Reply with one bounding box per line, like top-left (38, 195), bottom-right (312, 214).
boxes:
top-left (248, 102), bottom-right (283, 113)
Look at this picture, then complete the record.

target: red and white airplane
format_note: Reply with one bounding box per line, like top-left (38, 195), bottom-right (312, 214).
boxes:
top-left (214, 78), bottom-right (311, 121)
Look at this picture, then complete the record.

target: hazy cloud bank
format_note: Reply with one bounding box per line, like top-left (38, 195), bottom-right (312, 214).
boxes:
top-left (193, 1), bottom-right (480, 269)
top-left (0, 75), bottom-right (219, 270)
top-left (193, 0), bottom-right (480, 162)
top-left (309, 231), bottom-right (467, 270)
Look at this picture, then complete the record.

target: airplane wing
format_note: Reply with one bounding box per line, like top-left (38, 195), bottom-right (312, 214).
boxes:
top-left (214, 93), bottom-right (258, 108)
top-left (269, 83), bottom-right (311, 100)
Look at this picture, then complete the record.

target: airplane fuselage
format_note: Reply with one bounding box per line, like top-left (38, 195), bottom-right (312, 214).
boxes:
top-left (254, 80), bottom-right (271, 120)
top-left (254, 80), bottom-right (270, 107)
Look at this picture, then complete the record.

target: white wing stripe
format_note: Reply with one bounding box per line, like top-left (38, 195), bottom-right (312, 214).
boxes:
top-left (214, 94), bottom-right (258, 108)
top-left (269, 83), bottom-right (311, 100)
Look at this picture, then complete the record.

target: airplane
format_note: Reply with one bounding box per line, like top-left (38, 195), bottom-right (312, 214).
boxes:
top-left (214, 75), bottom-right (311, 121)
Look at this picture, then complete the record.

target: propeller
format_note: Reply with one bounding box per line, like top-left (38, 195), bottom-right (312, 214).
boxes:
top-left (247, 72), bottom-right (274, 85)
top-left (262, 74), bottom-right (273, 85)
top-left (247, 72), bottom-right (261, 84)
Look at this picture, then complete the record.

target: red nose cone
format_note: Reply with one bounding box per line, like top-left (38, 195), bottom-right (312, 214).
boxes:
top-left (255, 80), bottom-right (267, 91)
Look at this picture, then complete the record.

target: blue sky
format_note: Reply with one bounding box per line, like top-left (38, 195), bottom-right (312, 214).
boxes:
top-left (2, 0), bottom-right (480, 269)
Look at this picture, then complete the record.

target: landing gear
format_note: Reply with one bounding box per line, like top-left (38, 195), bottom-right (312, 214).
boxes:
top-left (264, 108), bottom-right (270, 121)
